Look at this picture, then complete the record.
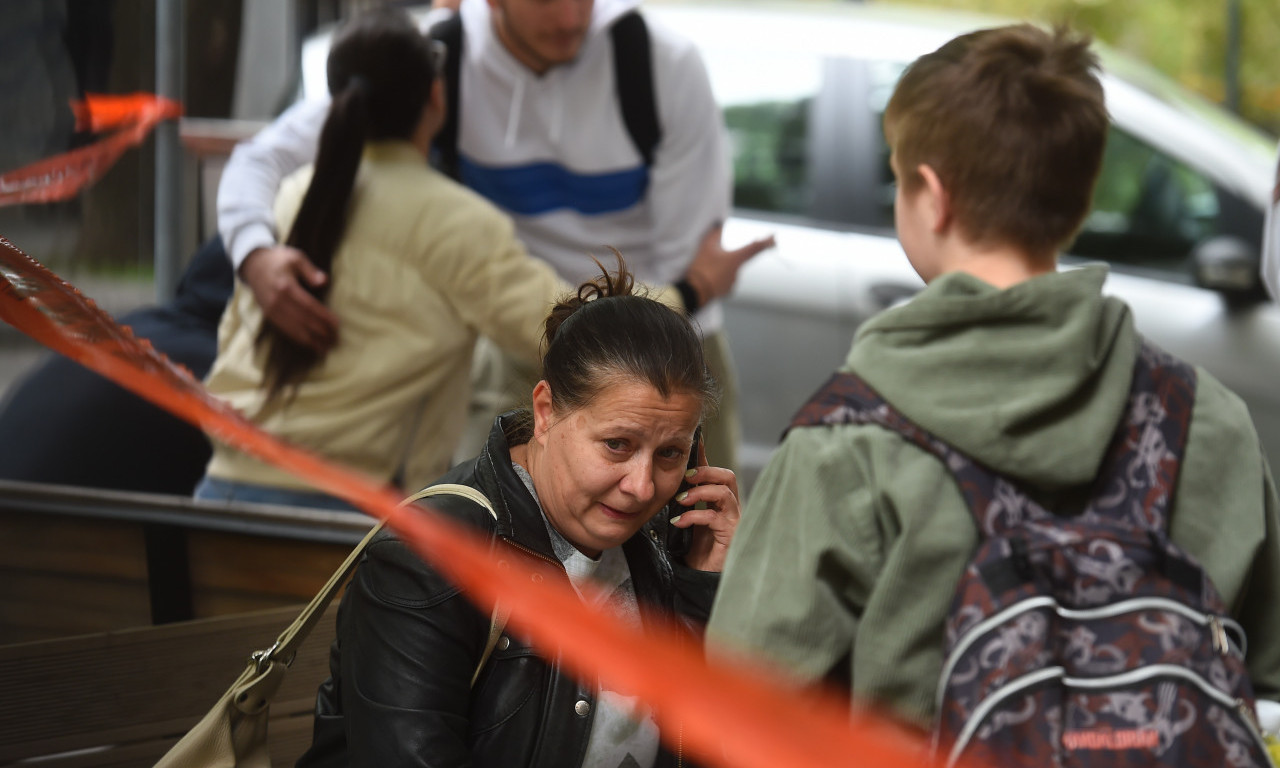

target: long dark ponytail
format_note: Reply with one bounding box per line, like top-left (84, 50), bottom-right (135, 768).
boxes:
top-left (258, 8), bottom-right (437, 402)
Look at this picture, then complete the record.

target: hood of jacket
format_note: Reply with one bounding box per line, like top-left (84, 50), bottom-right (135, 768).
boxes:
top-left (458, 0), bottom-right (641, 148)
top-left (848, 265), bottom-right (1139, 491)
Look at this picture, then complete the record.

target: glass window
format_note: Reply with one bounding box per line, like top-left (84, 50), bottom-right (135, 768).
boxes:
top-left (1070, 127), bottom-right (1221, 275)
top-left (702, 50), bottom-right (822, 217)
top-left (868, 60), bottom-right (909, 229)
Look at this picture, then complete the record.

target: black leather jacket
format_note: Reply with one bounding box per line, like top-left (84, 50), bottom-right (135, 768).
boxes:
top-left (296, 414), bottom-right (719, 768)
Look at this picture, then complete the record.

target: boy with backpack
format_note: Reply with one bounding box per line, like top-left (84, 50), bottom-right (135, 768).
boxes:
top-left (706, 24), bottom-right (1280, 765)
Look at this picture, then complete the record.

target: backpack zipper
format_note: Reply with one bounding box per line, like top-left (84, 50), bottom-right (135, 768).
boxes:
top-left (936, 596), bottom-right (1056, 714)
top-left (1068, 665), bottom-right (1270, 757)
top-left (944, 666), bottom-right (1065, 768)
top-left (938, 595), bottom-right (1246, 714)
top-left (944, 663), bottom-right (1270, 768)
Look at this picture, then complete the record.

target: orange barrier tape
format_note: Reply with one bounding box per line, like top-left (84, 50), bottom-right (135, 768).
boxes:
top-left (0, 93), bottom-right (182, 208)
top-left (0, 235), bottom-right (941, 768)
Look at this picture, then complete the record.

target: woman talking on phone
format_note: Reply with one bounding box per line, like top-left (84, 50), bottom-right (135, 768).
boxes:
top-left (296, 263), bottom-right (741, 768)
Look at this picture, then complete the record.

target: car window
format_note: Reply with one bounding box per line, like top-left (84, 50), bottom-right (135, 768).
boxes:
top-left (1069, 126), bottom-right (1221, 277)
top-left (702, 50), bottom-right (822, 217)
top-left (868, 60), bottom-right (908, 229)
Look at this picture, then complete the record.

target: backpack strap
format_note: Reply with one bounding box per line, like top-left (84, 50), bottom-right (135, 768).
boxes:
top-left (784, 339), bottom-right (1197, 538)
top-left (610, 10), bottom-right (662, 167)
top-left (785, 370), bottom-right (1041, 536)
top-left (428, 13), bottom-right (464, 181)
top-left (1082, 339), bottom-right (1196, 532)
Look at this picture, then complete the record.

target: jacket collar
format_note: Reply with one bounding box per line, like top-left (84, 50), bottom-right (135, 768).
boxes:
top-left (474, 411), bottom-right (560, 563)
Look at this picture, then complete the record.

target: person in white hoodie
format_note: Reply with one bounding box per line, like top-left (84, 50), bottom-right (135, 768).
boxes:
top-left (216, 0), bottom-right (772, 473)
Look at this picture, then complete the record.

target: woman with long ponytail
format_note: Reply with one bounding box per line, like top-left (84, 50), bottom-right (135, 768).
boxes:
top-left (194, 8), bottom-right (564, 509)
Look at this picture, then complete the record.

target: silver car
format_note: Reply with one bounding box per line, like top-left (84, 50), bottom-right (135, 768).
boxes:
top-left (303, 2), bottom-right (1280, 489)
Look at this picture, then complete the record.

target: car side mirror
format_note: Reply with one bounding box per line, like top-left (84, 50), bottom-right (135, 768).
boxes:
top-left (1191, 235), bottom-right (1266, 305)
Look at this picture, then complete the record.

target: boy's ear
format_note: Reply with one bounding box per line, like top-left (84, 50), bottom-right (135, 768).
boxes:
top-left (917, 163), bottom-right (952, 234)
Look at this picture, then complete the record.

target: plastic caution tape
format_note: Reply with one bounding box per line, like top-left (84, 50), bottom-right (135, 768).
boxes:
top-left (0, 93), bottom-right (182, 207)
top-left (0, 235), bottom-right (943, 768)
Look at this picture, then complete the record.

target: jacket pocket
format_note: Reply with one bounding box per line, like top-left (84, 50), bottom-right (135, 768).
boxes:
top-left (470, 633), bottom-right (544, 733)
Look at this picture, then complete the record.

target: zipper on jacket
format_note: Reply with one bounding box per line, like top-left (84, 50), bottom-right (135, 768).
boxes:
top-left (504, 538), bottom-right (568, 571)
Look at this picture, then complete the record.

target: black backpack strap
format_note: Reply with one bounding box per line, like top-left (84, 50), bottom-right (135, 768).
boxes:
top-left (1083, 339), bottom-right (1196, 532)
top-left (610, 10), bottom-right (662, 167)
top-left (428, 13), bottom-right (464, 180)
top-left (785, 372), bottom-right (1048, 537)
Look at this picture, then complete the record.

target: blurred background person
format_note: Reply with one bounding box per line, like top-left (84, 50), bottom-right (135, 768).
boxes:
top-left (194, 8), bottom-right (562, 510)
top-left (215, 0), bottom-right (774, 476)
top-left (0, 236), bottom-right (231, 495)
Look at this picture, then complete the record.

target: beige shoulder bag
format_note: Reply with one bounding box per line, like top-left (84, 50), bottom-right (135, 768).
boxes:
top-left (153, 484), bottom-right (505, 768)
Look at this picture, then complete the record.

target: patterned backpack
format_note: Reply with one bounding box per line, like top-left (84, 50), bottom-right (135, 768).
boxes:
top-left (788, 341), bottom-right (1273, 767)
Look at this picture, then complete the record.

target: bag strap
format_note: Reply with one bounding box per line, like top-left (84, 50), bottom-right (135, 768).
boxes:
top-left (398, 483), bottom-right (509, 686)
top-left (784, 338), bottom-right (1196, 537)
top-left (263, 521), bottom-right (384, 670)
top-left (260, 483), bottom-right (505, 686)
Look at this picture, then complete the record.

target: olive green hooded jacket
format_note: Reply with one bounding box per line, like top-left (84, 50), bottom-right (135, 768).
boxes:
top-left (706, 266), bottom-right (1280, 728)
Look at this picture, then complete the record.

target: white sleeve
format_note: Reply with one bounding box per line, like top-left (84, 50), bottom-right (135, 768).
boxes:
top-left (1261, 143), bottom-right (1280, 301)
top-left (216, 98), bottom-right (329, 269)
top-left (647, 33), bottom-right (732, 285)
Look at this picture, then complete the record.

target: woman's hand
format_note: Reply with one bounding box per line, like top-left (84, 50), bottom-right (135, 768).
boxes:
top-left (670, 463), bottom-right (741, 572)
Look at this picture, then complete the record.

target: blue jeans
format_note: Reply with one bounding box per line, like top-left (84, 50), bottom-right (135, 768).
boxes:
top-left (194, 476), bottom-right (357, 512)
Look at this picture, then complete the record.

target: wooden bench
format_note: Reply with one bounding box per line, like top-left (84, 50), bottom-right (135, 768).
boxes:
top-left (0, 604), bottom-right (335, 768)
top-left (0, 479), bottom-right (378, 766)
top-left (0, 479), bottom-right (373, 644)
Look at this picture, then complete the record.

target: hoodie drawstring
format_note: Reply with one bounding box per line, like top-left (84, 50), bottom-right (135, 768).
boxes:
top-left (549, 75), bottom-right (563, 145)
top-left (504, 77), bottom-right (525, 149)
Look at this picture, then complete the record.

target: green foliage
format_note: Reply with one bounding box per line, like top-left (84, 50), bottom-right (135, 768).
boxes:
top-left (882, 0), bottom-right (1279, 138)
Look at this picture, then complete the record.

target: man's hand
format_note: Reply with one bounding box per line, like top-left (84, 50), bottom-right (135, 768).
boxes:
top-left (239, 245), bottom-right (339, 353)
top-left (684, 225), bottom-right (776, 307)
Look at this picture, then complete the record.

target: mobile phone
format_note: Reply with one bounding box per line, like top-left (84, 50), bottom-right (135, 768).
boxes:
top-left (662, 426), bottom-right (702, 559)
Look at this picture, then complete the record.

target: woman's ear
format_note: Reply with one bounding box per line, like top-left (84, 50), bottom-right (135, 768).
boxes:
top-left (530, 380), bottom-right (554, 446)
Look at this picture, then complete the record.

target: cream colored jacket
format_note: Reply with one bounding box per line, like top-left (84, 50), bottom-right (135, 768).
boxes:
top-left (204, 141), bottom-right (563, 493)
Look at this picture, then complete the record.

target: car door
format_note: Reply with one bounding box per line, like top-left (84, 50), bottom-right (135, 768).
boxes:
top-left (688, 28), bottom-right (923, 488)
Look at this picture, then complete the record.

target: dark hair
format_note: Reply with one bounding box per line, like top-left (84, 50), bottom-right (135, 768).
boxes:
top-left (540, 251), bottom-right (720, 419)
top-left (258, 8), bottom-right (438, 401)
top-left (883, 24), bottom-right (1108, 257)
